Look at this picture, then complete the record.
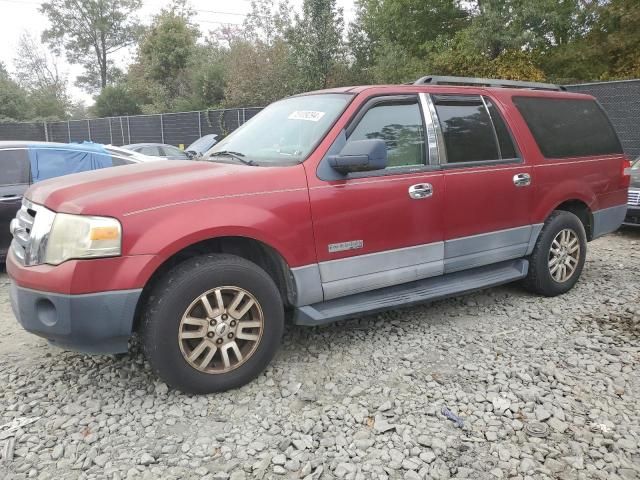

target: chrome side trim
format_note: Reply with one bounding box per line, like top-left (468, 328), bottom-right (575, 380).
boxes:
top-left (592, 204), bottom-right (628, 239)
top-left (422, 93), bottom-right (447, 164)
top-left (290, 264), bottom-right (324, 307)
top-left (419, 93), bottom-right (439, 164)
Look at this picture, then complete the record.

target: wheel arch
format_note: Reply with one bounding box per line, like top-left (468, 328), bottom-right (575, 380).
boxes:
top-left (132, 236), bottom-right (298, 333)
top-left (550, 199), bottom-right (594, 241)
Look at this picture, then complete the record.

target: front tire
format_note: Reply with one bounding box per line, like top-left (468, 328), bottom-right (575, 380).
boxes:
top-left (141, 254), bottom-right (284, 394)
top-left (523, 211), bottom-right (587, 297)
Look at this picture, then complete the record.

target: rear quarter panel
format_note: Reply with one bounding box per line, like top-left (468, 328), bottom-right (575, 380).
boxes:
top-left (493, 90), bottom-right (628, 222)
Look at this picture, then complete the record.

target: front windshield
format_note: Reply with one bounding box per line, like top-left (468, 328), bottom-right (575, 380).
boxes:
top-left (633, 157), bottom-right (640, 169)
top-left (207, 93), bottom-right (352, 164)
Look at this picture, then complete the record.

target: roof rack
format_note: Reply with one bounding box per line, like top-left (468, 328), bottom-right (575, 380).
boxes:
top-left (413, 75), bottom-right (565, 91)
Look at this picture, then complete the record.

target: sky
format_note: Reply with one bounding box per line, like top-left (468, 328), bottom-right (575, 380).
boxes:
top-left (0, 0), bottom-right (356, 104)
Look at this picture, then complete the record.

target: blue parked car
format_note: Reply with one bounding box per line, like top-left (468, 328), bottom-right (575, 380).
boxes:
top-left (0, 141), bottom-right (160, 262)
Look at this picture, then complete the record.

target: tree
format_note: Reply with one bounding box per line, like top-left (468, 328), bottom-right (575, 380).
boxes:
top-left (287, 0), bottom-right (345, 91)
top-left (138, 7), bottom-right (199, 92)
top-left (92, 85), bottom-right (141, 117)
top-left (40, 0), bottom-right (143, 92)
top-left (14, 33), bottom-right (70, 119)
top-left (0, 63), bottom-right (31, 121)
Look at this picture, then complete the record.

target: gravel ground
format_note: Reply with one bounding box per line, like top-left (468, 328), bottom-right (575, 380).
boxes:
top-left (0, 230), bottom-right (638, 480)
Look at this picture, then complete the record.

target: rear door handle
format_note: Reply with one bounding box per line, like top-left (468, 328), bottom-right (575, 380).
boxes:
top-left (513, 173), bottom-right (531, 187)
top-left (408, 183), bottom-right (433, 199)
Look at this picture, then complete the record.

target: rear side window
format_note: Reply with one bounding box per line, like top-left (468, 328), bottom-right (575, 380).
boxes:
top-left (513, 96), bottom-right (623, 158)
top-left (433, 95), bottom-right (517, 164)
top-left (0, 149), bottom-right (30, 185)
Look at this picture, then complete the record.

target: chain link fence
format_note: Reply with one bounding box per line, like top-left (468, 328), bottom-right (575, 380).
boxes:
top-left (1, 80), bottom-right (638, 157)
top-left (0, 107), bottom-right (263, 147)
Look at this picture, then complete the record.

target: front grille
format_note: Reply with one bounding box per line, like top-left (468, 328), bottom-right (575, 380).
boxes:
top-left (629, 189), bottom-right (640, 207)
top-left (9, 199), bottom-right (56, 266)
top-left (10, 203), bottom-right (36, 263)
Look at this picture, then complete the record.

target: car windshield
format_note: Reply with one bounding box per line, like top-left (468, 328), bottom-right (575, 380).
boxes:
top-left (633, 157), bottom-right (640, 169)
top-left (206, 93), bottom-right (352, 164)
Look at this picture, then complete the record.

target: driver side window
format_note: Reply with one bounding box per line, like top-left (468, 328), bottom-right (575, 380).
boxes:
top-left (348, 98), bottom-right (427, 168)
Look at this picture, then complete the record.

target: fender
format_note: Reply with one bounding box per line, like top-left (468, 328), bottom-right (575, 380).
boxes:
top-left (121, 195), bottom-right (317, 288)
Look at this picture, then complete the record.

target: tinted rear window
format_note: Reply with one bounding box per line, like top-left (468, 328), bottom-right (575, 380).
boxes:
top-left (513, 96), bottom-right (622, 158)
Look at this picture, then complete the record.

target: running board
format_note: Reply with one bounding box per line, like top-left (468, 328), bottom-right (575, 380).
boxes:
top-left (293, 259), bottom-right (528, 326)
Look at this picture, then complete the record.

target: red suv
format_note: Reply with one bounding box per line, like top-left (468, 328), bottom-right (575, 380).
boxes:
top-left (7, 76), bottom-right (631, 393)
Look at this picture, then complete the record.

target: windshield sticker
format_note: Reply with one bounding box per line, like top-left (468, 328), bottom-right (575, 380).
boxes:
top-left (288, 111), bottom-right (326, 122)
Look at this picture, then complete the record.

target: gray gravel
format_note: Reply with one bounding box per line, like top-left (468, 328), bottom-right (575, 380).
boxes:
top-left (0, 229), bottom-right (639, 480)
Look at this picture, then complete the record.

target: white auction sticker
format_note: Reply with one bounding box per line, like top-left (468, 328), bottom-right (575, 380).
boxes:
top-left (288, 111), bottom-right (326, 122)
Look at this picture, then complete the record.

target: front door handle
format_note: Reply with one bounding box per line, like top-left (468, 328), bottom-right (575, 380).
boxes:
top-left (513, 173), bottom-right (531, 187)
top-left (408, 183), bottom-right (433, 199)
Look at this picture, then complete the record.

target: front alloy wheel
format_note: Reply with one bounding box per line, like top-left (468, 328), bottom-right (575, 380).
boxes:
top-left (142, 254), bottom-right (284, 393)
top-left (179, 287), bottom-right (264, 373)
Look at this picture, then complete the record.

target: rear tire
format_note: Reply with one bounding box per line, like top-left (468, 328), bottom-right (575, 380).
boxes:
top-left (523, 210), bottom-right (587, 297)
top-left (141, 254), bottom-right (284, 394)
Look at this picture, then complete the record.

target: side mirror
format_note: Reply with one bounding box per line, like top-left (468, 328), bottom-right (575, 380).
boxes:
top-left (328, 139), bottom-right (387, 174)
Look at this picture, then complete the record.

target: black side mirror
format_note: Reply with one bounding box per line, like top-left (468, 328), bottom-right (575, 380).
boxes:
top-left (328, 139), bottom-right (388, 174)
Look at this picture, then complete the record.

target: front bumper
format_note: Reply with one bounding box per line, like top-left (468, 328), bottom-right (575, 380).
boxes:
top-left (10, 282), bottom-right (141, 354)
top-left (623, 205), bottom-right (640, 226)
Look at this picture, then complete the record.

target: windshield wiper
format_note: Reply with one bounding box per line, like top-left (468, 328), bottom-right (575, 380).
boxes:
top-left (210, 150), bottom-right (257, 166)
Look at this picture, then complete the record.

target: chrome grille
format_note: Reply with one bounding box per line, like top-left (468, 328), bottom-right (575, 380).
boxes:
top-left (9, 199), bottom-right (56, 266)
top-left (629, 189), bottom-right (640, 207)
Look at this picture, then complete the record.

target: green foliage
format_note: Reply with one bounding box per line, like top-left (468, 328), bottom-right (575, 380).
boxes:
top-left (0, 63), bottom-right (31, 121)
top-left (40, 0), bottom-right (143, 91)
top-left (6, 0), bottom-right (640, 123)
top-left (139, 9), bottom-right (199, 86)
top-left (286, 0), bottom-right (345, 91)
top-left (92, 85), bottom-right (142, 117)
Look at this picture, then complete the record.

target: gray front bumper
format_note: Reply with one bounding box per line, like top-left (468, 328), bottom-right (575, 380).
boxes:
top-left (10, 283), bottom-right (142, 354)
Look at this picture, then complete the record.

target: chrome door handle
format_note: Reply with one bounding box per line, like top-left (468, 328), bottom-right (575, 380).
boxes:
top-left (513, 173), bottom-right (531, 187)
top-left (0, 195), bottom-right (22, 202)
top-left (408, 183), bottom-right (433, 199)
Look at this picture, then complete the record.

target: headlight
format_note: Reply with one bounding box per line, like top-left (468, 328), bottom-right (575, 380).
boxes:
top-left (45, 214), bottom-right (122, 265)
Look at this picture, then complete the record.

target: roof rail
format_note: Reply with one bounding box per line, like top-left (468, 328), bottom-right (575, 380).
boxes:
top-left (413, 75), bottom-right (565, 91)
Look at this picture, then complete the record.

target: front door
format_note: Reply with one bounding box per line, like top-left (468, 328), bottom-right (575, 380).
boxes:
top-left (427, 93), bottom-right (534, 273)
top-left (0, 148), bottom-right (30, 258)
top-left (307, 94), bottom-right (445, 301)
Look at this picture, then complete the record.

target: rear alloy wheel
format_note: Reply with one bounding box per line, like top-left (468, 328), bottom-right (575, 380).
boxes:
top-left (547, 228), bottom-right (581, 283)
top-left (523, 210), bottom-right (587, 297)
top-left (142, 254), bottom-right (284, 393)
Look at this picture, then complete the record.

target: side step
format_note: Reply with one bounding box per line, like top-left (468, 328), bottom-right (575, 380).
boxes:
top-left (293, 259), bottom-right (528, 326)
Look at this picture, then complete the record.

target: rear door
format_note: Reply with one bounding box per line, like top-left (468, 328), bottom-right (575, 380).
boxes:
top-left (307, 94), bottom-right (445, 301)
top-left (0, 148), bottom-right (30, 257)
top-left (427, 93), bottom-right (534, 273)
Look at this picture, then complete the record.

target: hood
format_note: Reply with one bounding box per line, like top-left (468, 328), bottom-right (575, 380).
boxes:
top-left (27, 160), bottom-right (307, 217)
top-left (631, 170), bottom-right (640, 188)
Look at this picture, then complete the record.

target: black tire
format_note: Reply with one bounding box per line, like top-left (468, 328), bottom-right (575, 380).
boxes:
top-left (523, 210), bottom-right (587, 297)
top-left (141, 254), bottom-right (284, 394)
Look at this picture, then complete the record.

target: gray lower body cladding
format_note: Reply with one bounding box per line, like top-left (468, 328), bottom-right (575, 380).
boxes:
top-left (294, 259), bottom-right (528, 326)
top-left (593, 204), bottom-right (628, 237)
top-left (9, 283), bottom-right (142, 354)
